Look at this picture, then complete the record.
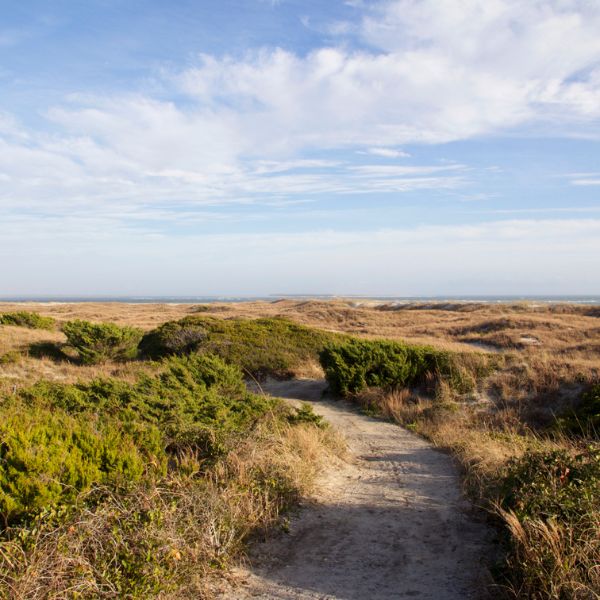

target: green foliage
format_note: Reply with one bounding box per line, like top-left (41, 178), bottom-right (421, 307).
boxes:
top-left (287, 403), bottom-right (326, 428)
top-left (20, 353), bottom-right (276, 458)
top-left (558, 383), bottom-right (600, 437)
top-left (319, 338), bottom-right (487, 396)
top-left (62, 319), bottom-right (143, 364)
top-left (0, 311), bottom-right (55, 330)
top-left (140, 316), bottom-right (342, 378)
top-left (0, 403), bottom-right (159, 524)
top-left (500, 447), bottom-right (600, 522)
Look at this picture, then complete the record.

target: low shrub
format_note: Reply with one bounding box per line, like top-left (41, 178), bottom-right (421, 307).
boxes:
top-left (319, 338), bottom-right (491, 396)
top-left (499, 447), bottom-right (600, 597)
top-left (63, 319), bottom-right (143, 364)
top-left (0, 403), bottom-right (162, 525)
top-left (21, 354), bottom-right (276, 453)
top-left (140, 316), bottom-right (342, 378)
top-left (0, 311), bottom-right (55, 330)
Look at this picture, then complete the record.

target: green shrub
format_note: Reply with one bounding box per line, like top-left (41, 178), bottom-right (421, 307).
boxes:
top-left (287, 403), bottom-right (326, 428)
top-left (0, 311), bottom-right (55, 330)
top-left (140, 316), bottom-right (342, 378)
top-left (62, 319), bottom-right (143, 364)
top-left (20, 354), bottom-right (277, 460)
top-left (319, 338), bottom-right (494, 396)
top-left (138, 317), bottom-right (208, 358)
top-left (500, 447), bottom-right (600, 522)
top-left (0, 403), bottom-right (161, 524)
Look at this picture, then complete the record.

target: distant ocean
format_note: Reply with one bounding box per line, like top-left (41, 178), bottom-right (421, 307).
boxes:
top-left (1, 295), bottom-right (599, 304)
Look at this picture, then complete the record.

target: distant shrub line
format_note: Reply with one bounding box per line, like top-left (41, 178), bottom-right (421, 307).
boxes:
top-left (0, 311), bottom-right (55, 330)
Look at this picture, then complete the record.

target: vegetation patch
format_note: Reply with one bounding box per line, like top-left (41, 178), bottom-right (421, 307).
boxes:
top-left (63, 319), bottom-right (143, 364)
top-left (319, 338), bottom-right (493, 397)
top-left (498, 447), bottom-right (600, 598)
top-left (0, 344), bottom-right (336, 597)
top-left (0, 311), bottom-right (55, 330)
top-left (139, 316), bottom-right (343, 378)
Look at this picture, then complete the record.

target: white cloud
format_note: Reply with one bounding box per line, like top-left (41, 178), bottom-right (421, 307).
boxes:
top-left (364, 147), bottom-right (411, 158)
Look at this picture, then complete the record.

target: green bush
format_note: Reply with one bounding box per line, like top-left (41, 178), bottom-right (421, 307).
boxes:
top-left (0, 311), bottom-right (55, 330)
top-left (139, 316), bottom-right (342, 378)
top-left (319, 338), bottom-right (494, 396)
top-left (62, 319), bottom-right (143, 364)
top-left (320, 339), bottom-right (448, 395)
top-left (0, 403), bottom-right (161, 524)
top-left (500, 447), bottom-right (600, 522)
top-left (20, 353), bottom-right (277, 459)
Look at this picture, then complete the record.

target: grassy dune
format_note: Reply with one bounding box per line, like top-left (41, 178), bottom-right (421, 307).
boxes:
top-left (0, 300), bottom-right (598, 598)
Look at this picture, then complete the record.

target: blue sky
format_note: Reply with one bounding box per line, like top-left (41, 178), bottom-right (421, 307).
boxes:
top-left (2, 0), bottom-right (600, 296)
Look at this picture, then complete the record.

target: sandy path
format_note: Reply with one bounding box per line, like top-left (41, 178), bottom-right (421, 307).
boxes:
top-left (226, 379), bottom-right (495, 600)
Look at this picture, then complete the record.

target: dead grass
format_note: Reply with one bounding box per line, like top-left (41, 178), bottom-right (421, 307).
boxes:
top-left (0, 417), bottom-right (344, 599)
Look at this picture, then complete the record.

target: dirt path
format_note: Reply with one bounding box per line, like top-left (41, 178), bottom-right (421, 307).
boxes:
top-left (227, 379), bottom-right (495, 600)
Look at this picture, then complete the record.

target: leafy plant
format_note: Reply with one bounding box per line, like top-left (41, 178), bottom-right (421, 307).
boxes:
top-left (63, 319), bottom-right (143, 364)
top-left (0, 403), bottom-right (161, 524)
top-left (140, 316), bottom-right (343, 378)
top-left (0, 311), bottom-right (55, 330)
top-left (287, 403), bottom-right (326, 428)
top-left (319, 338), bottom-right (487, 396)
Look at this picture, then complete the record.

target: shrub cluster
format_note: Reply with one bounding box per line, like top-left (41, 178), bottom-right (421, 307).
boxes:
top-left (63, 319), bottom-right (143, 364)
top-left (1, 354), bottom-right (277, 526)
top-left (319, 338), bottom-right (490, 396)
top-left (499, 447), bottom-right (600, 596)
top-left (139, 316), bottom-right (341, 378)
top-left (0, 311), bottom-right (55, 330)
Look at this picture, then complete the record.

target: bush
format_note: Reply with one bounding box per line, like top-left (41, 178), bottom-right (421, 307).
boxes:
top-left (0, 403), bottom-right (162, 524)
top-left (140, 316), bottom-right (342, 378)
top-left (320, 339), bottom-right (452, 396)
top-left (501, 447), bottom-right (600, 523)
top-left (0, 311), bottom-right (55, 330)
top-left (20, 353), bottom-right (277, 460)
top-left (138, 317), bottom-right (208, 358)
top-left (63, 319), bottom-right (143, 364)
top-left (499, 447), bottom-right (600, 597)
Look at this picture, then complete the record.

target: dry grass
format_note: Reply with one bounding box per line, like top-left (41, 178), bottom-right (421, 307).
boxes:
top-left (0, 417), bottom-right (343, 599)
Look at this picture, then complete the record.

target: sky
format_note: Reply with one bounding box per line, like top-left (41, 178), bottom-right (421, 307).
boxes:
top-left (1, 0), bottom-right (600, 297)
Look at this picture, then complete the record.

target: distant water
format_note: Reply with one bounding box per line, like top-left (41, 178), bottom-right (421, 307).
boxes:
top-left (1, 295), bottom-right (599, 304)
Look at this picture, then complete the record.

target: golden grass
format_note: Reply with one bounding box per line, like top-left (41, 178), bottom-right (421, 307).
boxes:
top-left (0, 417), bottom-right (344, 599)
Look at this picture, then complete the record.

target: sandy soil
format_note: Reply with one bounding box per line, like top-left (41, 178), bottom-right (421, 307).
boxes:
top-left (224, 379), bottom-right (496, 600)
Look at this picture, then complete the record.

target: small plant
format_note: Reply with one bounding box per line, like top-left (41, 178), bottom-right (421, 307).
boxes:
top-left (63, 319), bottom-right (143, 364)
top-left (0, 311), bottom-right (55, 330)
top-left (287, 403), bottom-right (326, 428)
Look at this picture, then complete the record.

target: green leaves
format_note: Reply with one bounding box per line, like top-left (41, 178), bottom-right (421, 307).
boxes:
top-left (62, 319), bottom-right (143, 364)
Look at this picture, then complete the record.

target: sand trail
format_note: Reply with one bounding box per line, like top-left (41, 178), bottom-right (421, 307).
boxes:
top-left (226, 379), bottom-right (494, 600)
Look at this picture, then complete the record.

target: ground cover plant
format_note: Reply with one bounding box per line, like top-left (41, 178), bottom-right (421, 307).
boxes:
top-left (0, 311), bottom-right (55, 330)
top-left (139, 316), bottom-right (344, 378)
top-left (0, 350), bottom-right (338, 597)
